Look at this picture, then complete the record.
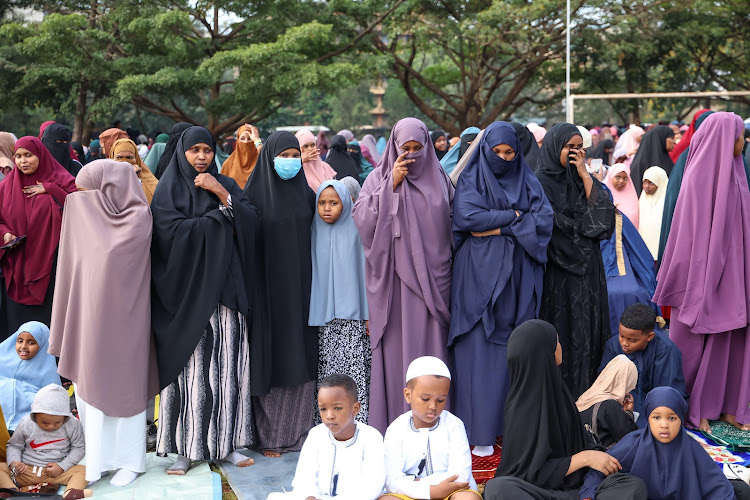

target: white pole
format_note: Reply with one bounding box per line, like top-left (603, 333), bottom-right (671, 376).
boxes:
top-left (565, 0), bottom-right (572, 123)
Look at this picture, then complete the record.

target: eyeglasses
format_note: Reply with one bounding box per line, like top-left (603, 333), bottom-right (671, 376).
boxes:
top-left (565, 144), bottom-right (584, 151)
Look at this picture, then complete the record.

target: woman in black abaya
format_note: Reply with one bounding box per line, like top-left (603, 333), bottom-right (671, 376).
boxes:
top-left (483, 320), bottom-right (647, 500)
top-left (243, 131), bottom-right (318, 455)
top-left (534, 123), bottom-right (615, 398)
top-left (151, 126), bottom-right (264, 473)
top-left (325, 134), bottom-right (361, 181)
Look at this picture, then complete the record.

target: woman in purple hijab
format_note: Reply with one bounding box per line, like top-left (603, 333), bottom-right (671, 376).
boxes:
top-left (654, 112), bottom-right (750, 433)
top-left (353, 117), bottom-right (454, 433)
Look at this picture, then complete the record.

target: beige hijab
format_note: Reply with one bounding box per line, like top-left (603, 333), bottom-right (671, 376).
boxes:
top-left (575, 354), bottom-right (638, 412)
top-left (49, 160), bottom-right (158, 417)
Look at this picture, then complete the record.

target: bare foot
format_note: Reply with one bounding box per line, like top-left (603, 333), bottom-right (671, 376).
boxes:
top-left (721, 414), bottom-right (750, 431)
top-left (699, 418), bottom-right (711, 433)
top-left (263, 450), bottom-right (282, 458)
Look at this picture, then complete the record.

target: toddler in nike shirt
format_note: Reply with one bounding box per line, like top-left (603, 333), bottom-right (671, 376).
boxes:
top-left (0, 384), bottom-right (90, 499)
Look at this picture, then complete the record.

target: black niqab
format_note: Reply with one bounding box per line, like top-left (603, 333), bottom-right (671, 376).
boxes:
top-left (511, 122), bottom-right (541, 171)
top-left (459, 133), bottom-right (479, 159)
top-left (155, 122), bottom-right (192, 179)
top-left (326, 134), bottom-right (361, 181)
top-left (150, 126), bottom-right (266, 392)
top-left (630, 125), bottom-right (675, 196)
top-left (41, 124), bottom-right (80, 177)
top-left (243, 131), bottom-right (318, 388)
top-left (496, 320), bottom-right (591, 490)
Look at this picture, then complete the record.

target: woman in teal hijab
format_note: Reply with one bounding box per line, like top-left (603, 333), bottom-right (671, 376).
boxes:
top-left (440, 127), bottom-right (481, 175)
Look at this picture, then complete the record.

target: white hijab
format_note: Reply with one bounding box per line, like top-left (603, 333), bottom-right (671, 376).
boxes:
top-left (638, 166), bottom-right (669, 259)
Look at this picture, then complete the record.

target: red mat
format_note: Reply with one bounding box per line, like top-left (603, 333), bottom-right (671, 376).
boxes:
top-left (471, 437), bottom-right (502, 484)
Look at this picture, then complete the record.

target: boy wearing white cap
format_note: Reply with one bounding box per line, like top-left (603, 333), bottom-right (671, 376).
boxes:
top-left (0, 384), bottom-right (90, 499)
top-left (380, 356), bottom-right (480, 500)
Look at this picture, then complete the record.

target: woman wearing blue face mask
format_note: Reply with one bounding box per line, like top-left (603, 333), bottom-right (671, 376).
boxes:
top-left (243, 131), bottom-right (318, 456)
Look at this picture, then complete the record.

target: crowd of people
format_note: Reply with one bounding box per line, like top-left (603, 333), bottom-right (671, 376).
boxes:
top-left (0, 109), bottom-right (748, 499)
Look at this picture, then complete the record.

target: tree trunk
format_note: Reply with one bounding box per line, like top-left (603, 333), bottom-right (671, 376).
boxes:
top-left (73, 77), bottom-right (89, 143)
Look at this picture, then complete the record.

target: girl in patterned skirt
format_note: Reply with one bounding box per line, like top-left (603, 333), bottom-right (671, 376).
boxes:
top-left (309, 180), bottom-right (371, 423)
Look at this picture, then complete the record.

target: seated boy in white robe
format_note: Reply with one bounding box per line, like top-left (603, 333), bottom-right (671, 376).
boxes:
top-left (267, 374), bottom-right (385, 500)
top-left (380, 356), bottom-right (480, 500)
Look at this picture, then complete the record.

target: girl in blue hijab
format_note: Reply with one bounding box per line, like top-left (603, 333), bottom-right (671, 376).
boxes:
top-left (580, 387), bottom-right (741, 499)
top-left (449, 122), bottom-right (553, 456)
top-left (309, 180), bottom-right (370, 423)
top-left (0, 322), bottom-right (61, 431)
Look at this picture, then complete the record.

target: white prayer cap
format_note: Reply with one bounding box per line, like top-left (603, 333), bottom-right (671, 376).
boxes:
top-left (405, 356), bottom-right (452, 384)
top-left (577, 126), bottom-right (592, 149)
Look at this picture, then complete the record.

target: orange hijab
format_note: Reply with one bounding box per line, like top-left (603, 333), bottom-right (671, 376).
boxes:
top-left (221, 125), bottom-right (259, 189)
top-left (110, 138), bottom-right (159, 204)
top-left (99, 128), bottom-right (129, 157)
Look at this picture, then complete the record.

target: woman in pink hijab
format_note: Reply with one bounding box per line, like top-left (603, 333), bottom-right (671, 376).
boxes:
top-left (603, 163), bottom-right (639, 228)
top-left (613, 126), bottom-right (645, 166)
top-left (295, 129), bottom-right (336, 192)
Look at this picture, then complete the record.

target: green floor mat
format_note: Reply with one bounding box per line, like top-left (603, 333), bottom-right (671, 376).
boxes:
top-left (703, 421), bottom-right (750, 451)
top-left (81, 453), bottom-right (221, 499)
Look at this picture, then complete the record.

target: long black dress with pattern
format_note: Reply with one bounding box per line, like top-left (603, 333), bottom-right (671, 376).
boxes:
top-left (534, 123), bottom-right (615, 398)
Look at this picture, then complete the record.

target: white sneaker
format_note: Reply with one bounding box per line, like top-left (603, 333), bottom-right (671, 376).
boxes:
top-left (723, 463), bottom-right (750, 484)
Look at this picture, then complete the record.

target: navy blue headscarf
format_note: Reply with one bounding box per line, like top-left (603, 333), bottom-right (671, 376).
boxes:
top-left (449, 122), bottom-right (553, 344)
top-left (580, 386), bottom-right (735, 499)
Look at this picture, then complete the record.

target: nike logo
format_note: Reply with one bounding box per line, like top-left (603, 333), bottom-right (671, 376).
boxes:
top-left (29, 439), bottom-right (66, 449)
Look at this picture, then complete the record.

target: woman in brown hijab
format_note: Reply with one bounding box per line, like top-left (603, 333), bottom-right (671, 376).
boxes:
top-left (109, 138), bottom-right (159, 203)
top-left (98, 128), bottom-right (129, 157)
top-left (49, 160), bottom-right (159, 487)
top-left (219, 124), bottom-right (260, 189)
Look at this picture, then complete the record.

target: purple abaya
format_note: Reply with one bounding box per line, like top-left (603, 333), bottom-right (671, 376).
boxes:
top-left (353, 118), bottom-right (454, 433)
top-left (654, 112), bottom-right (750, 427)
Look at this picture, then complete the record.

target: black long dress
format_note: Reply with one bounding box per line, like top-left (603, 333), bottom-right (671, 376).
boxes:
top-left (243, 131), bottom-right (318, 453)
top-left (534, 123), bottom-right (615, 398)
top-left (483, 320), bottom-right (647, 500)
top-left (579, 399), bottom-right (637, 449)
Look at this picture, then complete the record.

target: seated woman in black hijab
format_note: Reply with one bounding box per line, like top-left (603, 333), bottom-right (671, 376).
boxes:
top-left (151, 126), bottom-right (264, 474)
top-left (483, 320), bottom-right (647, 500)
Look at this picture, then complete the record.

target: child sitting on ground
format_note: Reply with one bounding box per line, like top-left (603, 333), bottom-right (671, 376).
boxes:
top-left (598, 304), bottom-right (685, 424)
top-left (0, 384), bottom-right (90, 499)
top-left (267, 374), bottom-right (385, 500)
top-left (579, 386), bottom-right (749, 500)
top-left (576, 355), bottom-right (638, 448)
top-left (0, 322), bottom-right (62, 432)
top-left (380, 356), bottom-right (480, 500)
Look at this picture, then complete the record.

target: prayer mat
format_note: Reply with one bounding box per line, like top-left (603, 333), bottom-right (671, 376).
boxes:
top-left (215, 450), bottom-right (299, 500)
top-left (703, 421), bottom-right (750, 451)
top-left (76, 453), bottom-right (221, 499)
top-left (471, 437), bottom-right (503, 484)
top-left (688, 429), bottom-right (750, 467)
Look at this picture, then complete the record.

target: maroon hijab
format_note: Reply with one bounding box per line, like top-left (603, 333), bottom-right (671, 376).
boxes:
top-left (0, 137), bottom-right (76, 304)
top-left (352, 118), bottom-right (454, 346)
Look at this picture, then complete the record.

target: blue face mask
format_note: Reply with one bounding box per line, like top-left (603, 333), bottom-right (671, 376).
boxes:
top-left (273, 157), bottom-right (302, 180)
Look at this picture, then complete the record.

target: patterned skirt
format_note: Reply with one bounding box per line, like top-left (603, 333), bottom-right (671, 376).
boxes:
top-left (317, 318), bottom-right (371, 424)
top-left (156, 305), bottom-right (253, 461)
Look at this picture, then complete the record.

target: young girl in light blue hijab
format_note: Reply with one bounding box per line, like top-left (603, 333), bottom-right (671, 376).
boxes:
top-left (0, 322), bottom-right (61, 431)
top-left (309, 180), bottom-right (370, 422)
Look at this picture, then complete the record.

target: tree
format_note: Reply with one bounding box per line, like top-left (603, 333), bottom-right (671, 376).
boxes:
top-left (113, 0), bottom-right (364, 138)
top-left (0, 6), bottom-right (119, 141)
top-left (332, 0), bottom-right (579, 135)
